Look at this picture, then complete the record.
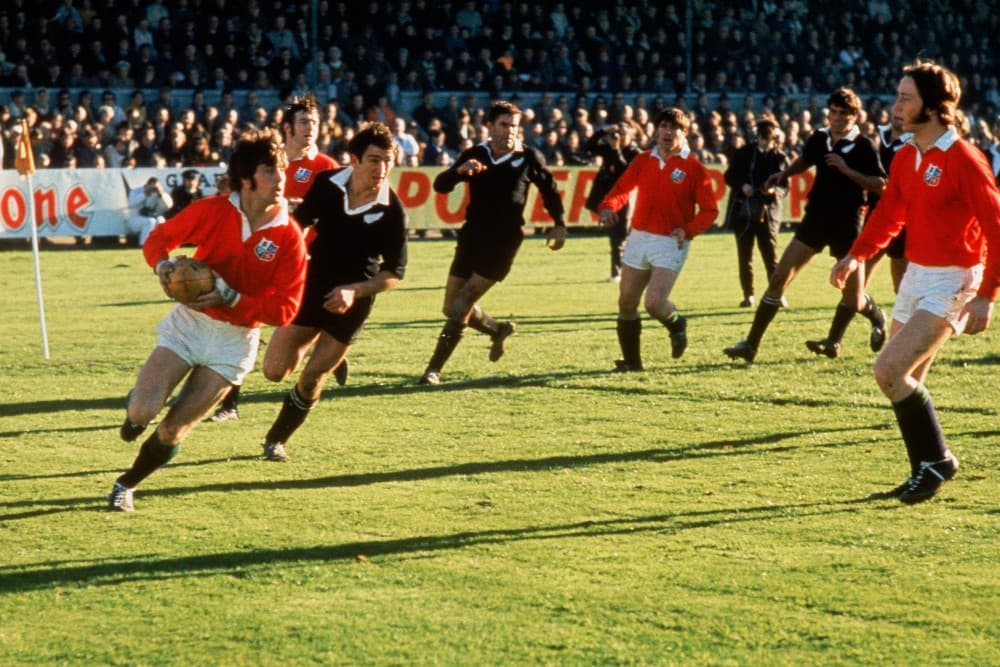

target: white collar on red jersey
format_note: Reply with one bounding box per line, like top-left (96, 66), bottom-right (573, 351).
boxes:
top-left (329, 165), bottom-right (391, 213)
top-left (929, 126), bottom-right (960, 151)
top-left (228, 192), bottom-right (290, 242)
top-left (650, 143), bottom-right (690, 167)
top-left (288, 144), bottom-right (319, 162)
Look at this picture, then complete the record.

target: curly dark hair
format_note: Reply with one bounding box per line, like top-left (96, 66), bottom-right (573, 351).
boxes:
top-left (227, 128), bottom-right (287, 191)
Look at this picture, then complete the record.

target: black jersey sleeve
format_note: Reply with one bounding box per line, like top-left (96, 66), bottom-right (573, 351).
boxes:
top-left (433, 148), bottom-right (480, 193)
top-left (802, 131), bottom-right (827, 168)
top-left (378, 198), bottom-right (409, 279)
top-left (526, 147), bottom-right (566, 226)
top-left (855, 136), bottom-right (887, 180)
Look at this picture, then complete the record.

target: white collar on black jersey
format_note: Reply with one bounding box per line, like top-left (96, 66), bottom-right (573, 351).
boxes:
top-left (877, 124), bottom-right (912, 150)
top-left (479, 139), bottom-right (525, 164)
top-left (650, 143), bottom-right (690, 167)
top-left (329, 165), bottom-right (391, 214)
top-left (821, 124), bottom-right (861, 150)
top-left (228, 192), bottom-right (290, 242)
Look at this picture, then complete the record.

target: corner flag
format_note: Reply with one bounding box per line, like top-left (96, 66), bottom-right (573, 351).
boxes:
top-left (15, 119), bottom-right (35, 177)
top-left (15, 118), bottom-right (49, 358)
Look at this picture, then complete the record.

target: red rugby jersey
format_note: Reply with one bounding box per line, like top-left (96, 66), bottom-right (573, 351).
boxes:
top-left (284, 146), bottom-right (340, 201)
top-left (852, 128), bottom-right (1000, 301)
top-left (144, 194), bottom-right (307, 327)
top-left (599, 146), bottom-right (718, 238)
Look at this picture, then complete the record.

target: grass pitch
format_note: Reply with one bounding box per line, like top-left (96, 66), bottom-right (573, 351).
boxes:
top-left (0, 232), bottom-right (997, 665)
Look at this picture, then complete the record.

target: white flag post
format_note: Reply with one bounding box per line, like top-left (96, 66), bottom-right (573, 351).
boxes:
top-left (15, 119), bottom-right (50, 359)
top-left (26, 172), bottom-right (50, 359)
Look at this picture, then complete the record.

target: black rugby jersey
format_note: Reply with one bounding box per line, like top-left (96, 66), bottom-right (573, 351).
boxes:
top-left (801, 126), bottom-right (884, 215)
top-left (293, 166), bottom-right (408, 292)
top-left (433, 141), bottom-right (565, 234)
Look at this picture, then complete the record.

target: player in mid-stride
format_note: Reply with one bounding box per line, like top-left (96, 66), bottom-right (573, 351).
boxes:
top-left (724, 87), bottom-right (888, 363)
top-left (258, 122), bottom-right (407, 462)
top-left (418, 100), bottom-right (566, 385)
top-left (108, 129), bottom-right (307, 511)
top-left (210, 94), bottom-right (342, 423)
top-left (831, 61), bottom-right (1000, 503)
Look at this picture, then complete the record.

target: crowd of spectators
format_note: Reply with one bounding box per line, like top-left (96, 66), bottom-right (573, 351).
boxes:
top-left (1, 0), bottom-right (999, 176)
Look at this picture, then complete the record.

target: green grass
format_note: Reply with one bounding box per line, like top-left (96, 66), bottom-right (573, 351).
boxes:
top-left (1, 232), bottom-right (997, 666)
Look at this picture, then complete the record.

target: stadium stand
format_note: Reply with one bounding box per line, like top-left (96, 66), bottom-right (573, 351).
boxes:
top-left (0, 0), bottom-right (997, 174)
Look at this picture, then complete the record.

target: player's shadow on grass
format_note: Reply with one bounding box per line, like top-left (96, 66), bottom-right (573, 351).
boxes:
top-left (936, 352), bottom-right (1000, 367)
top-left (0, 455), bottom-right (259, 483)
top-left (0, 396), bottom-right (127, 418)
top-left (0, 497), bottom-right (895, 593)
top-left (0, 425), bottom-right (891, 522)
top-left (0, 424), bottom-right (111, 439)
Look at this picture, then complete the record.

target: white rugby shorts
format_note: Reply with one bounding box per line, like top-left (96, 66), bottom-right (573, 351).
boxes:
top-left (155, 304), bottom-right (260, 384)
top-left (622, 229), bottom-right (691, 272)
top-left (893, 263), bottom-right (983, 333)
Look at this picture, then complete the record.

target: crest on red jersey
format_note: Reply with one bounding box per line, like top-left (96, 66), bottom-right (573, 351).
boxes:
top-left (923, 164), bottom-right (942, 187)
top-left (293, 167), bottom-right (312, 183)
top-left (254, 238), bottom-right (279, 261)
top-left (670, 168), bottom-right (686, 183)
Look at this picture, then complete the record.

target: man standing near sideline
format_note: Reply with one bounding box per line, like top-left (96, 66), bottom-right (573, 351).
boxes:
top-left (211, 94), bottom-right (342, 423)
top-left (109, 129), bottom-right (307, 511)
top-left (258, 123), bottom-right (407, 462)
top-left (598, 107), bottom-right (719, 372)
top-left (830, 61), bottom-right (1000, 504)
top-left (724, 88), bottom-right (887, 363)
top-left (418, 100), bottom-right (566, 386)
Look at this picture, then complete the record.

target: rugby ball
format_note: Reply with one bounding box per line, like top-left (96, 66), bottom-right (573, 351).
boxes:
top-left (165, 257), bottom-right (215, 303)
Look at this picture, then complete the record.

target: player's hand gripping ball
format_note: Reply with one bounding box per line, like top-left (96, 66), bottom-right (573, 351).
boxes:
top-left (164, 257), bottom-right (216, 303)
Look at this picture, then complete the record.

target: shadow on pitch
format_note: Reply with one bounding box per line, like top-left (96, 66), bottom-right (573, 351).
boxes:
top-left (0, 396), bottom-right (127, 418)
top-left (0, 496), bottom-right (895, 593)
top-left (0, 455), bottom-right (259, 483)
top-left (0, 425), bottom-right (886, 522)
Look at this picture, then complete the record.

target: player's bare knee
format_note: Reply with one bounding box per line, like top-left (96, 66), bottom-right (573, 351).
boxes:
top-left (643, 298), bottom-right (670, 319)
top-left (262, 360), bottom-right (292, 383)
top-left (296, 376), bottom-right (323, 401)
top-left (129, 398), bottom-right (162, 425)
top-left (872, 357), bottom-right (901, 394)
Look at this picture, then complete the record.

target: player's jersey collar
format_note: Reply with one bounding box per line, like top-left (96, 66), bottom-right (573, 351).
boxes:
top-left (329, 166), bottom-right (391, 214)
top-left (480, 139), bottom-right (525, 164)
top-left (288, 144), bottom-right (319, 162)
top-left (878, 125), bottom-right (913, 152)
top-left (821, 124), bottom-right (860, 150)
top-left (650, 143), bottom-right (690, 167)
top-left (228, 192), bottom-right (290, 242)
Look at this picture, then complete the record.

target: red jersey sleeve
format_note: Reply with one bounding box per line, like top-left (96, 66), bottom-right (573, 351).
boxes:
top-left (142, 203), bottom-right (204, 268)
top-left (685, 160), bottom-right (720, 237)
top-left (851, 156), bottom-right (908, 262)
